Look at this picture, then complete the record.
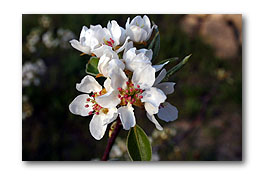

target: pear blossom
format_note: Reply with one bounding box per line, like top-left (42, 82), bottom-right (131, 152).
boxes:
top-left (69, 75), bottom-right (118, 140)
top-left (126, 15), bottom-right (155, 43)
top-left (70, 21), bottom-right (129, 56)
top-left (95, 64), bottom-right (167, 130)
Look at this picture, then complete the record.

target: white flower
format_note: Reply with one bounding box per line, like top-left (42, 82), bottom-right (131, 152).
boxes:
top-left (123, 47), bottom-right (169, 72)
top-left (96, 48), bottom-right (125, 77)
top-left (95, 64), bottom-right (167, 130)
top-left (69, 75), bottom-right (118, 140)
top-left (125, 15), bottom-right (155, 43)
top-left (70, 21), bottom-right (129, 55)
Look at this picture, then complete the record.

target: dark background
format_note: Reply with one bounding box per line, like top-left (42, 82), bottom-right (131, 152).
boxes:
top-left (22, 14), bottom-right (242, 161)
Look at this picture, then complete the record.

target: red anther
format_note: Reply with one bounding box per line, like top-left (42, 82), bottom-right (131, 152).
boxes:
top-left (139, 95), bottom-right (143, 99)
top-left (135, 94), bottom-right (138, 98)
top-left (107, 41), bottom-right (113, 47)
top-left (117, 87), bottom-right (122, 91)
top-left (86, 98), bottom-right (90, 102)
top-left (85, 104), bottom-right (89, 108)
top-left (89, 111), bottom-right (93, 115)
top-left (91, 94), bottom-right (95, 97)
top-left (130, 88), bottom-right (133, 93)
top-left (110, 38), bottom-right (114, 44)
top-left (132, 98), bottom-right (135, 103)
top-left (118, 94), bottom-right (121, 98)
top-left (125, 90), bottom-right (129, 93)
top-left (137, 85), bottom-right (140, 88)
top-left (96, 112), bottom-right (99, 115)
top-left (126, 81), bottom-right (130, 85)
top-left (140, 89), bottom-right (143, 93)
top-left (124, 94), bottom-right (128, 98)
top-left (135, 88), bottom-right (139, 91)
top-left (130, 83), bottom-right (134, 87)
top-left (128, 96), bottom-right (131, 101)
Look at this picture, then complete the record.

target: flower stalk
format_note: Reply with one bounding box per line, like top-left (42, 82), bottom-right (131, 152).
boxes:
top-left (101, 117), bottom-right (122, 161)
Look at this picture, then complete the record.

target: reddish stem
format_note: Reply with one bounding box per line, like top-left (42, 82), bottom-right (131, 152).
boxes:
top-left (101, 117), bottom-right (122, 161)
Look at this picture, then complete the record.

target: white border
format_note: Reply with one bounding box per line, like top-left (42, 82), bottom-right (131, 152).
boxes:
top-left (1, 0), bottom-right (263, 175)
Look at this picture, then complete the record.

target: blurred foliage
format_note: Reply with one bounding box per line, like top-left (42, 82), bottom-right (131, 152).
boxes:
top-left (22, 14), bottom-right (242, 161)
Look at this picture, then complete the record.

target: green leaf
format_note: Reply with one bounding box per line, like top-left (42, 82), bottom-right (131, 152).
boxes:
top-left (85, 56), bottom-right (99, 76)
top-left (148, 23), bottom-right (160, 62)
top-left (157, 57), bottom-right (179, 65)
top-left (126, 125), bottom-right (152, 161)
top-left (164, 54), bottom-right (192, 81)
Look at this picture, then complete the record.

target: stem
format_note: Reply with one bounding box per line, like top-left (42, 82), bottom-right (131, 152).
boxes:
top-left (101, 117), bottom-right (122, 161)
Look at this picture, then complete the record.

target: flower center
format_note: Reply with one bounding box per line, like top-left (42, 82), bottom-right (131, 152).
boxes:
top-left (103, 37), bottom-right (115, 47)
top-left (84, 90), bottom-right (109, 116)
top-left (117, 81), bottom-right (144, 107)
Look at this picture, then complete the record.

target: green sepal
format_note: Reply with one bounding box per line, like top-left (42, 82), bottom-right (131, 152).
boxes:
top-left (85, 56), bottom-right (99, 76)
top-left (164, 54), bottom-right (192, 81)
top-left (148, 22), bottom-right (160, 62)
top-left (157, 57), bottom-right (179, 65)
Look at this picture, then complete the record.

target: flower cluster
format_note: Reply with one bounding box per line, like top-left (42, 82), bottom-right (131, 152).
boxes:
top-left (69, 15), bottom-right (178, 140)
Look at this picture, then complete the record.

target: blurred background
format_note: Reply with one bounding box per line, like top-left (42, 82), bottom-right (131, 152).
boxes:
top-left (22, 14), bottom-right (242, 161)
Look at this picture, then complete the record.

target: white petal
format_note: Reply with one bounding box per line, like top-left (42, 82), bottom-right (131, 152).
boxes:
top-left (144, 102), bottom-right (159, 115)
top-left (146, 113), bottom-right (163, 131)
top-left (116, 36), bottom-right (130, 53)
top-left (128, 26), bottom-right (148, 43)
top-left (108, 20), bottom-right (122, 46)
top-left (89, 115), bottom-right (107, 140)
top-left (104, 77), bottom-right (112, 92)
top-left (143, 15), bottom-right (151, 30)
top-left (108, 59), bottom-right (125, 71)
top-left (80, 26), bottom-right (88, 40)
top-left (153, 61), bottom-right (169, 72)
top-left (95, 90), bottom-right (120, 108)
top-left (76, 75), bottom-right (102, 94)
top-left (155, 82), bottom-right (176, 95)
top-left (124, 41), bottom-right (134, 53)
top-left (125, 17), bottom-right (130, 29)
top-left (102, 107), bottom-right (118, 125)
top-left (141, 87), bottom-right (167, 107)
top-left (69, 94), bottom-right (93, 116)
top-left (132, 64), bottom-right (155, 90)
top-left (123, 47), bottom-right (136, 61)
top-left (97, 53), bottom-right (111, 77)
top-left (154, 69), bottom-right (166, 86)
top-left (92, 45), bottom-right (112, 58)
top-left (137, 48), bottom-right (153, 60)
top-left (69, 39), bottom-right (91, 54)
top-left (109, 68), bottom-right (128, 89)
top-left (118, 104), bottom-right (136, 130)
top-left (157, 102), bottom-right (178, 122)
top-left (119, 27), bottom-right (126, 44)
top-left (146, 25), bottom-right (156, 41)
top-left (125, 53), bottom-right (151, 72)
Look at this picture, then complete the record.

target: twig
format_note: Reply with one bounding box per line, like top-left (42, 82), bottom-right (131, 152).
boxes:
top-left (101, 117), bottom-right (122, 161)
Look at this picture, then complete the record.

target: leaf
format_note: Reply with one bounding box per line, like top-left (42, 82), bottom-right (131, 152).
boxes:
top-left (164, 54), bottom-right (192, 81)
top-left (148, 23), bottom-right (160, 62)
top-left (157, 57), bottom-right (179, 65)
top-left (85, 56), bottom-right (99, 76)
top-left (126, 124), bottom-right (152, 161)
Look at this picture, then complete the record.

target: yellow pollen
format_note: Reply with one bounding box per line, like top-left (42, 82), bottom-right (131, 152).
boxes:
top-left (102, 108), bottom-right (109, 114)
